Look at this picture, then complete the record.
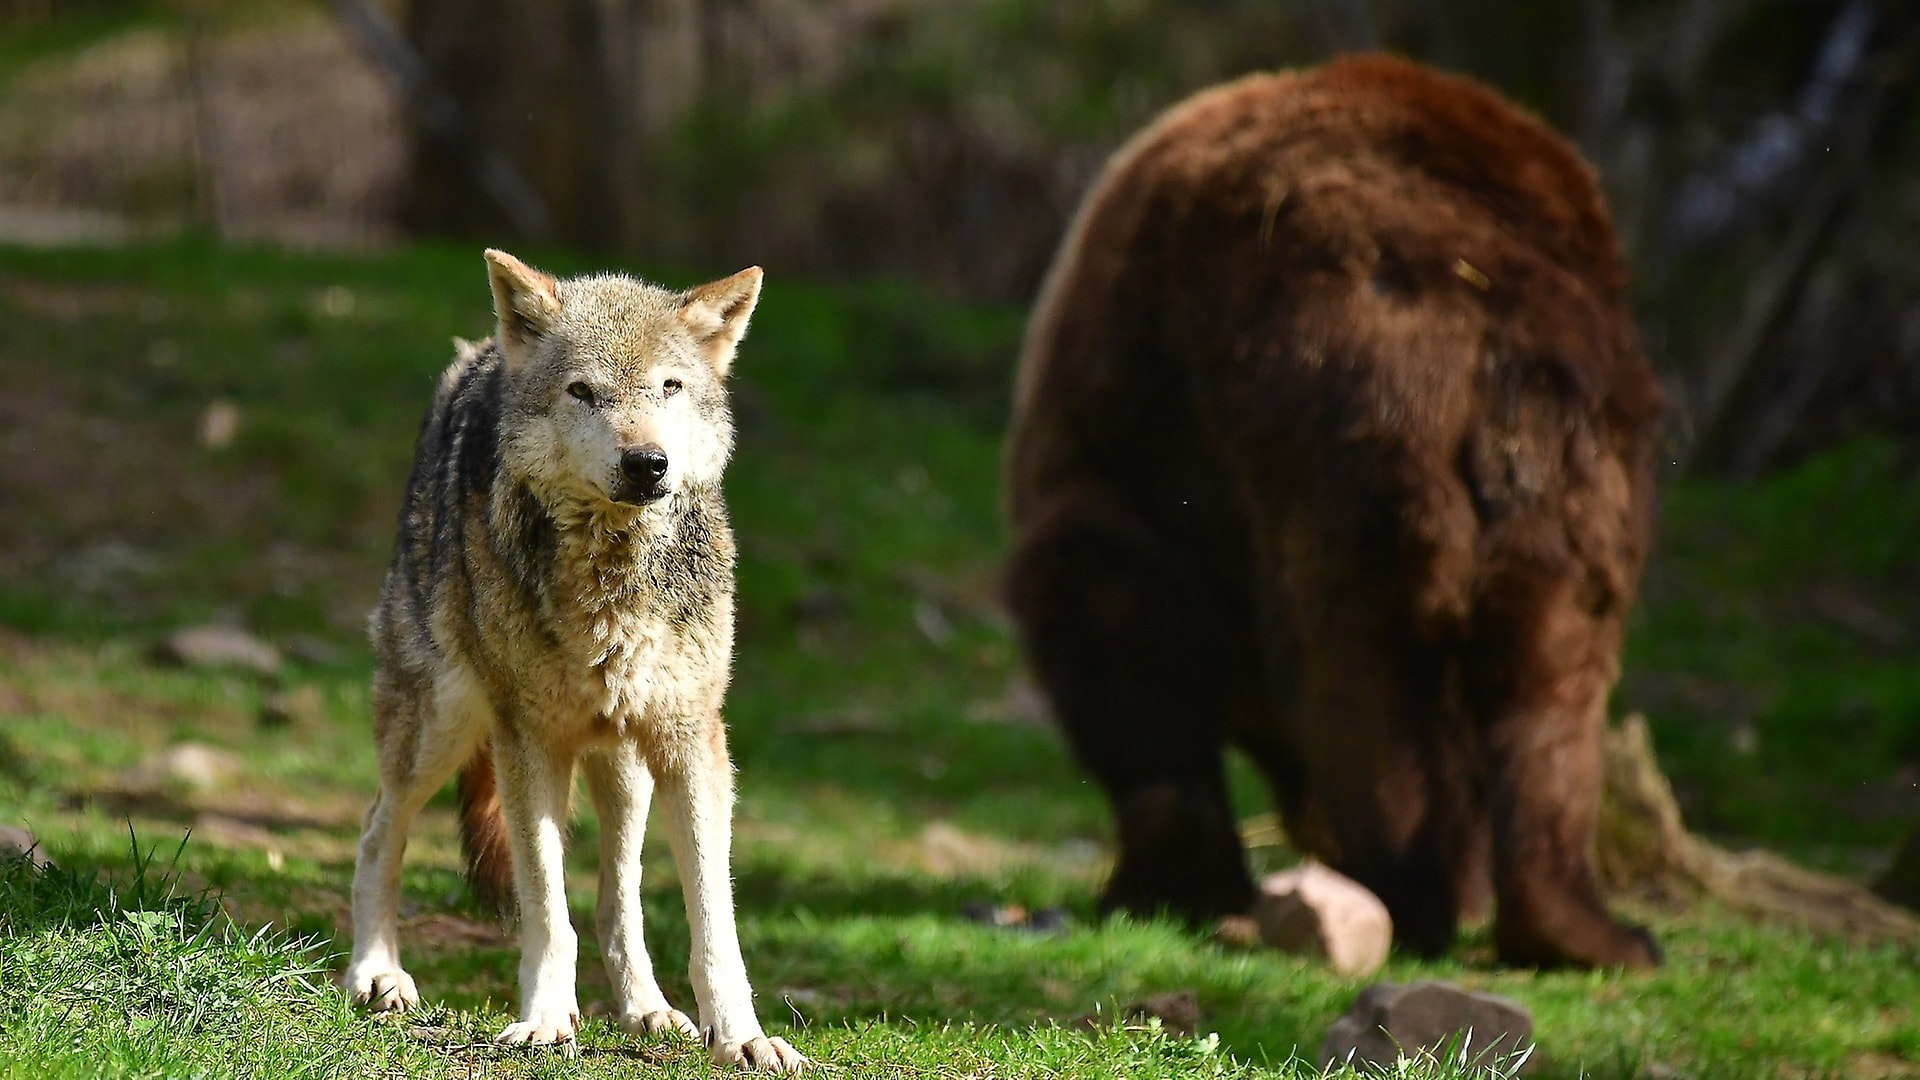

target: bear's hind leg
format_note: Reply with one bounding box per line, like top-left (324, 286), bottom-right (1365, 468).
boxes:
top-left (1006, 490), bottom-right (1256, 925)
top-left (1263, 603), bottom-right (1468, 958)
top-left (1466, 574), bottom-right (1660, 969)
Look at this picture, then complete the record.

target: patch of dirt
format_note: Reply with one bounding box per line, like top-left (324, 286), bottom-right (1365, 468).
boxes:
top-left (2, 279), bottom-right (162, 322)
top-left (898, 820), bottom-right (1102, 879)
top-left (5, 668), bottom-right (246, 736)
top-left (0, 376), bottom-right (279, 596)
top-left (1833, 1053), bottom-right (1920, 1080)
top-left (402, 911), bottom-right (509, 950)
top-left (0, 339), bottom-right (384, 631)
top-left (70, 784), bottom-right (364, 866)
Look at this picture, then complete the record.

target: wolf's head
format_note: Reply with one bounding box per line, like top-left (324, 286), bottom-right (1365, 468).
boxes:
top-left (482, 249), bottom-right (762, 514)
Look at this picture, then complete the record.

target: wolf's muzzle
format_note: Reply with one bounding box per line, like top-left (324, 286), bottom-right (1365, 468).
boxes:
top-left (614, 444), bottom-right (670, 504)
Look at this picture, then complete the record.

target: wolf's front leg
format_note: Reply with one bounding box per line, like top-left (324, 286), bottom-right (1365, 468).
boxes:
top-left (657, 726), bottom-right (806, 1073)
top-left (346, 689), bottom-right (479, 1014)
top-left (345, 784), bottom-right (426, 1013)
top-left (492, 732), bottom-right (582, 1048)
top-left (581, 741), bottom-right (699, 1041)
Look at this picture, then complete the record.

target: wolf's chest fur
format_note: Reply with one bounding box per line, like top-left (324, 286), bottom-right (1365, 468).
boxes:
top-left (535, 504), bottom-right (735, 732)
top-left (472, 487), bottom-right (738, 740)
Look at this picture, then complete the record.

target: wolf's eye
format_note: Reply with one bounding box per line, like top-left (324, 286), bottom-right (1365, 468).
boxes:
top-left (662, 378), bottom-right (683, 398)
top-left (566, 381), bottom-right (595, 405)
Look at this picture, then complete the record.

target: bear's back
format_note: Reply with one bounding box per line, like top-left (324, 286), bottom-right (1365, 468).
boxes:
top-left (1009, 54), bottom-right (1659, 537)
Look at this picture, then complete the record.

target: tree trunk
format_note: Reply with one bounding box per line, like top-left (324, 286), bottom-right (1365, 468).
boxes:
top-left (1598, 715), bottom-right (1920, 943)
top-left (401, 0), bottom-right (616, 247)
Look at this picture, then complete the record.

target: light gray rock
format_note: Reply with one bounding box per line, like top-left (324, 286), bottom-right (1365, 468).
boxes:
top-left (149, 625), bottom-right (281, 679)
top-left (197, 399), bottom-right (242, 449)
top-left (1321, 981), bottom-right (1535, 1073)
top-left (1254, 862), bottom-right (1393, 977)
top-left (132, 742), bottom-right (243, 792)
top-left (0, 824), bottom-right (51, 868)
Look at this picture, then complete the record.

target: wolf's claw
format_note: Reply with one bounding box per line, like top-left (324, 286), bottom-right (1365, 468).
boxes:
top-left (622, 1008), bottom-right (699, 1041)
top-left (496, 1003), bottom-right (580, 1053)
top-left (712, 1034), bottom-right (807, 1073)
top-left (345, 967), bottom-right (420, 1014)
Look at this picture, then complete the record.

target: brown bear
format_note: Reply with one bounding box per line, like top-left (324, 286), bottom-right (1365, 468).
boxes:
top-left (1004, 54), bottom-right (1664, 969)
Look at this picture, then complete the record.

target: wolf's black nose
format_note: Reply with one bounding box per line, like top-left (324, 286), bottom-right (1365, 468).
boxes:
top-left (621, 445), bottom-right (669, 484)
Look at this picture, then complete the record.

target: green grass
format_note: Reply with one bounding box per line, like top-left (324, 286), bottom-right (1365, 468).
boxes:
top-left (1624, 438), bottom-right (1920, 863)
top-left (0, 237), bottom-right (1917, 1078)
top-left (0, 832), bottom-right (429, 1078)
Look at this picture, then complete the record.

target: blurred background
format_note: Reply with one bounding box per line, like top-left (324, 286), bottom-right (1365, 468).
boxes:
top-left (5, 0), bottom-right (1920, 861)
top-left (3, 2), bottom-right (1920, 1071)
top-left (3, 0), bottom-right (1918, 473)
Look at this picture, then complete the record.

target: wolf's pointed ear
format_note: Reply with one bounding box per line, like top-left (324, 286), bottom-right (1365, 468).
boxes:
top-left (484, 249), bottom-right (560, 352)
top-left (677, 267), bottom-right (763, 377)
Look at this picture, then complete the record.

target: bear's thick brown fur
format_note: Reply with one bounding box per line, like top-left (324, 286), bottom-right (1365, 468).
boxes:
top-left (1005, 54), bottom-right (1664, 969)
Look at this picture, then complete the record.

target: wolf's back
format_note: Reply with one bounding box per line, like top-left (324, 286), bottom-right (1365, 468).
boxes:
top-left (372, 340), bottom-right (518, 913)
top-left (385, 343), bottom-right (508, 603)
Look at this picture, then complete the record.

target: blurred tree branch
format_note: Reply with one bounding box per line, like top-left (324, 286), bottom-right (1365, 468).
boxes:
top-left (328, 0), bottom-right (552, 241)
top-left (1657, 0), bottom-right (1879, 261)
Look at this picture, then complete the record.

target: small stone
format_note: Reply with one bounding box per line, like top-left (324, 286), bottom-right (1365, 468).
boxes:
top-left (1079, 990), bottom-right (1203, 1037)
top-left (149, 625), bottom-right (281, 679)
top-left (1026, 908), bottom-right (1072, 934)
top-left (0, 824), bottom-right (51, 868)
top-left (197, 399), bottom-right (242, 449)
top-left (133, 742), bottom-right (243, 792)
top-left (913, 597), bottom-right (954, 646)
top-left (260, 684), bottom-right (325, 730)
top-left (1213, 914), bottom-right (1262, 949)
top-left (958, 900), bottom-right (1027, 927)
top-left (959, 900), bottom-right (998, 925)
top-left (1255, 862), bottom-right (1393, 977)
top-left (959, 901), bottom-right (1068, 933)
top-left (1321, 981), bottom-right (1535, 1072)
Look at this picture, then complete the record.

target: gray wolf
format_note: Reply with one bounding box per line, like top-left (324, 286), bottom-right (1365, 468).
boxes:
top-left (344, 249), bottom-right (807, 1069)
top-left (1003, 54), bottom-right (1664, 969)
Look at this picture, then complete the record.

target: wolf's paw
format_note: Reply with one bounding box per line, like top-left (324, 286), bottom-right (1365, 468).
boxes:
top-left (495, 1003), bottom-right (580, 1053)
top-left (344, 965), bottom-right (420, 1014)
top-left (711, 1034), bottom-right (807, 1073)
top-left (621, 1008), bottom-right (699, 1041)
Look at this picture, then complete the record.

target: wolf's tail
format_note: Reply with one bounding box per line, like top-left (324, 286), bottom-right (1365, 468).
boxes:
top-left (457, 741), bottom-right (514, 916)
